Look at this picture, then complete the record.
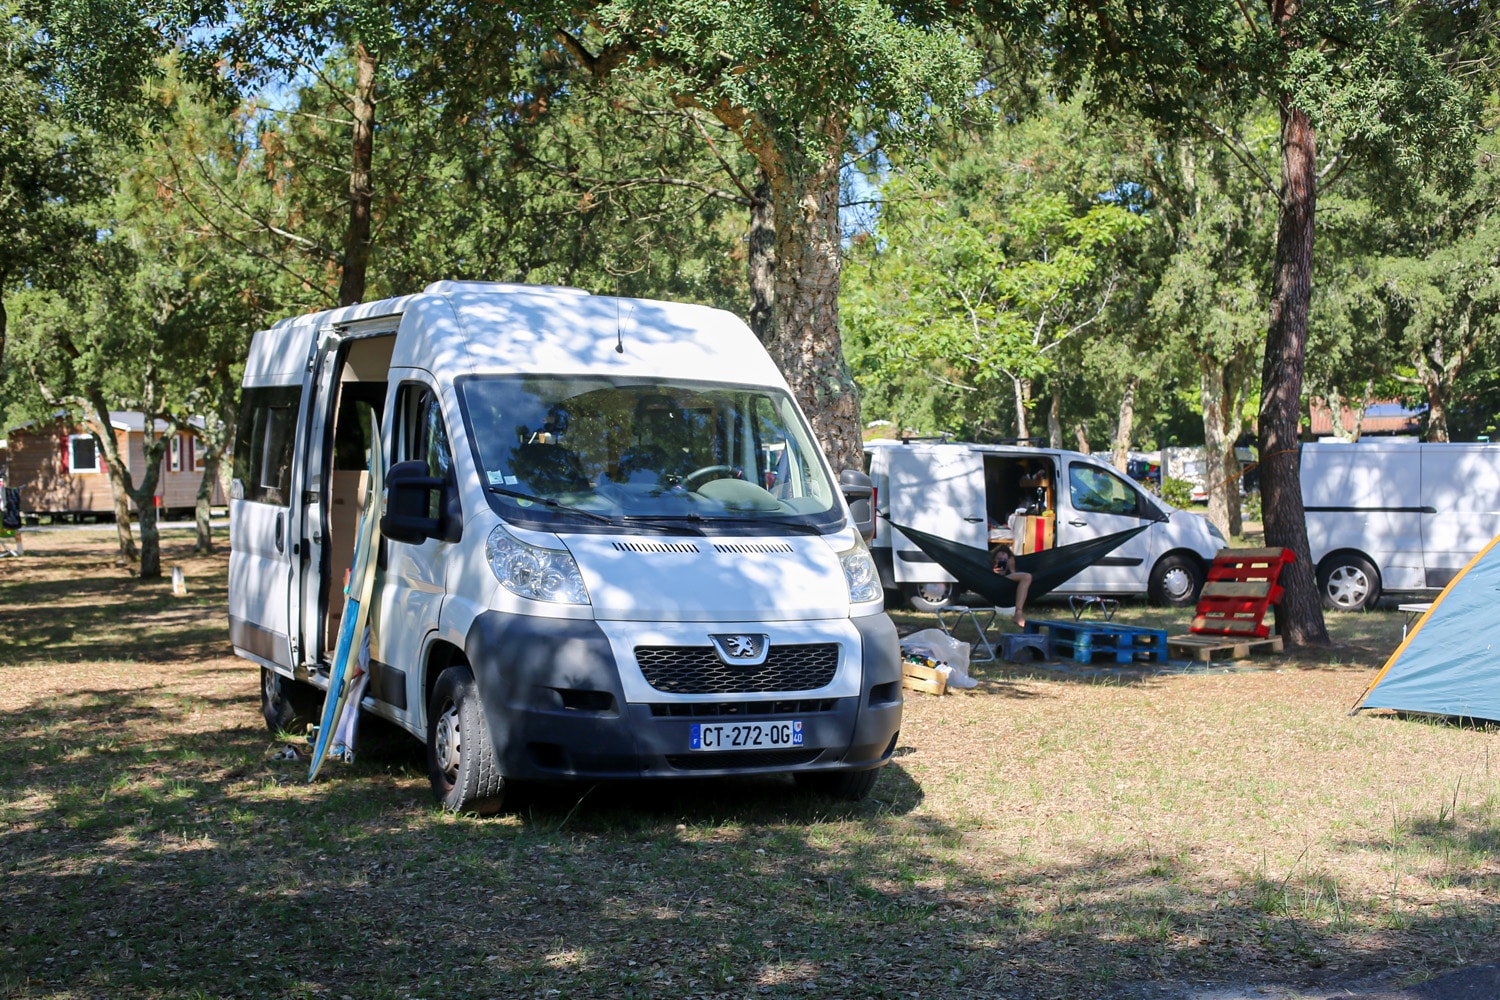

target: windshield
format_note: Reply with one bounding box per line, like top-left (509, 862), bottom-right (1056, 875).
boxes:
top-left (457, 375), bottom-right (840, 532)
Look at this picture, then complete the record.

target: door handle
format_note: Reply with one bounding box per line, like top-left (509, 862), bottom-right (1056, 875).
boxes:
top-left (1069, 519), bottom-right (1087, 527)
top-left (275, 512), bottom-right (285, 553)
top-left (963, 516), bottom-right (983, 523)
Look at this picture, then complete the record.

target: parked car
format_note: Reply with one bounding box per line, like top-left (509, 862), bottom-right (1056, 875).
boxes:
top-left (1303, 440), bottom-right (1500, 610)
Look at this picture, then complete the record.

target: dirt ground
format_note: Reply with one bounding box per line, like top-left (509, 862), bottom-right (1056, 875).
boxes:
top-left (1, 528), bottom-right (1497, 999)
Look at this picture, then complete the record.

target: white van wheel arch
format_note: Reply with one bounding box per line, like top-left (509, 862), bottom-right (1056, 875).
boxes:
top-left (1317, 553), bottom-right (1381, 611)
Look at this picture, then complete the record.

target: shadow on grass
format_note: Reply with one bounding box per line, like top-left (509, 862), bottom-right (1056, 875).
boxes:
top-left (4, 674), bottom-right (1500, 1000)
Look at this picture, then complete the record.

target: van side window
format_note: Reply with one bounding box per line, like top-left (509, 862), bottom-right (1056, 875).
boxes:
top-left (233, 386), bottom-right (300, 505)
top-left (396, 384), bottom-right (457, 520)
top-left (1069, 464), bottom-right (1142, 517)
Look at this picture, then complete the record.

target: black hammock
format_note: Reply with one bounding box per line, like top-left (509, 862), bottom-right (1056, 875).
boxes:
top-left (890, 521), bottom-right (1149, 607)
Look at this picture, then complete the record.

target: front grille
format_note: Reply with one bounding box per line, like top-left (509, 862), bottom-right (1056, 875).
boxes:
top-left (648, 698), bottom-right (837, 718)
top-left (665, 749), bottom-right (822, 770)
top-left (636, 643), bottom-right (839, 694)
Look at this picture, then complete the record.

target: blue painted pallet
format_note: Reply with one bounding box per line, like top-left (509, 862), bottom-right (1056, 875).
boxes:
top-left (1023, 619), bottom-right (1169, 665)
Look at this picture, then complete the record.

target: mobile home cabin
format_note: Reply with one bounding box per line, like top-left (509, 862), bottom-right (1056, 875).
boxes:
top-left (4, 413), bottom-right (225, 520)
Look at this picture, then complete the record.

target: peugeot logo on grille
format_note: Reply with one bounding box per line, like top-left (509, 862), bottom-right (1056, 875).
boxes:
top-left (709, 633), bottom-right (769, 667)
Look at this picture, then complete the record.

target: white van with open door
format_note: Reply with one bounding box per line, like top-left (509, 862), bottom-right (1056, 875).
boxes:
top-left (1302, 440), bottom-right (1500, 609)
top-left (866, 440), bottom-right (1226, 610)
top-left (228, 282), bottom-right (898, 813)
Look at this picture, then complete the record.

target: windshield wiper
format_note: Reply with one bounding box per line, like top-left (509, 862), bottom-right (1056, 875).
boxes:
top-left (623, 513), bottom-right (825, 534)
top-left (619, 513), bottom-right (708, 535)
top-left (485, 485), bottom-right (615, 525)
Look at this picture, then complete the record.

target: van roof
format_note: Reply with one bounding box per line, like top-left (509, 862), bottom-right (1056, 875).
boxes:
top-left (245, 282), bottom-right (784, 390)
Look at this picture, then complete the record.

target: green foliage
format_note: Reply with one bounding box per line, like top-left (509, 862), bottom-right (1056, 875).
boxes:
top-left (1161, 477), bottom-right (1196, 509)
top-left (843, 95), bottom-right (1159, 440)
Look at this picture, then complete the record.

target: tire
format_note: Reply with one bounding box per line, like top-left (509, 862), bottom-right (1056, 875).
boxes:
top-left (1148, 553), bottom-right (1204, 606)
top-left (261, 667), bottom-right (322, 734)
top-left (426, 664), bottom-right (505, 815)
top-left (795, 767), bottom-right (882, 802)
top-left (904, 582), bottom-right (955, 612)
top-left (1318, 554), bottom-right (1381, 611)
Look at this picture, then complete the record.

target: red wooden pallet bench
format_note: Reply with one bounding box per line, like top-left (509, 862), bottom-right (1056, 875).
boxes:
top-left (1168, 547), bottom-right (1293, 661)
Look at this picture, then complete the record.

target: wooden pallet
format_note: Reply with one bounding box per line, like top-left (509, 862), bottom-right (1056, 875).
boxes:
top-left (1192, 547), bottom-right (1295, 639)
top-left (1025, 619), bottom-right (1169, 665)
top-left (1168, 634), bottom-right (1285, 662)
top-left (902, 660), bottom-right (948, 695)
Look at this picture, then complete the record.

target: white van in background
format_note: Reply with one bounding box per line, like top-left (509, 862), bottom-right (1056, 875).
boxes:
top-left (1302, 440), bottom-right (1500, 609)
top-left (866, 440), bottom-right (1226, 610)
top-left (229, 282), bottom-right (899, 813)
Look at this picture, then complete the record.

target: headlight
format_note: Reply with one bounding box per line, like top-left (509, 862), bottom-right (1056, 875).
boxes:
top-left (486, 524), bottom-right (590, 605)
top-left (838, 539), bottom-right (882, 604)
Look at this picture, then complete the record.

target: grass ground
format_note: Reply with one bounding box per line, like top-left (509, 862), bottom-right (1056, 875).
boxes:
top-left (1, 531), bottom-right (1496, 999)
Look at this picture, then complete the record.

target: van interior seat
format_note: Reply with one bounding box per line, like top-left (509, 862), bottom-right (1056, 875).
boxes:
top-left (512, 442), bottom-right (590, 493)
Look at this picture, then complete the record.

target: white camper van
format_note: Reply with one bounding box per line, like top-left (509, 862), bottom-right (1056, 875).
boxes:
top-left (228, 282), bottom-right (899, 813)
top-left (866, 441), bottom-right (1226, 609)
top-left (1302, 440), bottom-right (1500, 610)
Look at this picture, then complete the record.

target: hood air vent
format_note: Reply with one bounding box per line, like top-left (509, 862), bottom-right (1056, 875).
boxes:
top-left (611, 541), bottom-right (701, 554)
top-left (712, 541), bottom-right (795, 554)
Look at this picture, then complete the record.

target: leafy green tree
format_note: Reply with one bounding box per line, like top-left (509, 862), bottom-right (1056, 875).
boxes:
top-left (535, 1), bottom-right (982, 471)
top-left (1045, 0), bottom-right (1476, 643)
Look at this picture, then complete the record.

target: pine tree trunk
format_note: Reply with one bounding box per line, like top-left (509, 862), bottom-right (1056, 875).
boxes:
top-left (1047, 386), bottom-right (1063, 448)
top-left (748, 168), bottom-right (775, 344)
top-left (764, 145), bottom-right (863, 472)
top-left (1112, 375), bottom-right (1138, 472)
top-left (1261, 98), bottom-right (1328, 645)
top-left (107, 460), bottom-right (138, 564)
top-left (1200, 361), bottom-right (1233, 539)
top-left (338, 43), bottom-right (378, 308)
top-left (1011, 376), bottom-right (1029, 440)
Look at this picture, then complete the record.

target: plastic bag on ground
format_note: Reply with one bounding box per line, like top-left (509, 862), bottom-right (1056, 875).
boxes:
top-left (900, 628), bottom-right (978, 689)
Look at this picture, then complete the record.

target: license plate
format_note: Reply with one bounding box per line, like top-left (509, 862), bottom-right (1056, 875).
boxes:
top-left (689, 719), bottom-right (803, 751)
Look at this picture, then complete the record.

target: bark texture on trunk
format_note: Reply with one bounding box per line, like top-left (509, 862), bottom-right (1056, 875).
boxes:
top-left (748, 168), bottom-right (775, 345)
top-left (338, 43), bottom-right (378, 308)
top-left (763, 145), bottom-right (863, 472)
top-left (95, 422), bottom-right (138, 564)
top-left (1260, 99), bottom-right (1328, 645)
top-left (1047, 387), bottom-right (1063, 448)
top-left (1010, 376), bottom-right (1032, 441)
top-left (1073, 424), bottom-right (1091, 454)
top-left (86, 393), bottom-right (173, 580)
top-left (1199, 361), bottom-right (1246, 538)
top-left (1111, 375), bottom-right (1138, 472)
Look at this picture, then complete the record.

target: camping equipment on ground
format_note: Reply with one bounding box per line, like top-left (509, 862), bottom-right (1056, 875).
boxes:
top-left (1351, 534), bottom-right (1500, 724)
top-left (900, 629), bottom-right (977, 690)
top-left (890, 522), bottom-right (1149, 609)
top-left (1021, 619), bottom-right (1170, 665)
top-left (1167, 547), bottom-right (1291, 661)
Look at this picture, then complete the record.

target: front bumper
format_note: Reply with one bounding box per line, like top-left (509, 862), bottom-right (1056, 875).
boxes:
top-left (463, 611), bottom-right (903, 780)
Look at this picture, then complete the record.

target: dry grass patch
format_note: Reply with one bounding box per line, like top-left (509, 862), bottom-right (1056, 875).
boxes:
top-left (0, 531), bottom-right (1496, 999)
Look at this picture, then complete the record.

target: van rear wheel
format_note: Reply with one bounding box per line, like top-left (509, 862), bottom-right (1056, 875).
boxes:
top-left (426, 664), bottom-right (505, 815)
top-left (261, 668), bottom-right (321, 734)
top-left (903, 582), bottom-right (954, 612)
top-left (1318, 554), bottom-right (1380, 611)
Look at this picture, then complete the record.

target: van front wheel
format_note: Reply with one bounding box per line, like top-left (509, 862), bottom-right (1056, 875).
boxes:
top-left (1149, 554), bottom-right (1204, 606)
top-left (426, 665), bottom-right (505, 815)
top-left (1318, 554), bottom-right (1380, 611)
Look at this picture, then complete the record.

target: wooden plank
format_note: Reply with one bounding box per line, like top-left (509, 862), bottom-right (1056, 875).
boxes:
top-left (902, 661), bottom-right (948, 696)
top-left (1201, 580), bottom-right (1272, 598)
top-left (1169, 634), bottom-right (1284, 660)
top-left (1213, 546), bottom-right (1294, 562)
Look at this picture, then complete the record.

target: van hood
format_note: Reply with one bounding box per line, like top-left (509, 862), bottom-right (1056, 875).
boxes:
top-left (560, 532), bottom-right (850, 622)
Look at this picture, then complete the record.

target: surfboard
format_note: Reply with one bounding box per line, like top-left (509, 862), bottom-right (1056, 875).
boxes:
top-left (308, 438), bottom-right (387, 782)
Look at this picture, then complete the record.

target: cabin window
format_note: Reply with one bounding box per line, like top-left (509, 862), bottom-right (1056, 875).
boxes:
top-left (190, 435), bottom-right (206, 472)
top-left (233, 386), bottom-right (300, 505)
top-left (68, 434), bottom-right (101, 474)
top-left (169, 435), bottom-right (182, 472)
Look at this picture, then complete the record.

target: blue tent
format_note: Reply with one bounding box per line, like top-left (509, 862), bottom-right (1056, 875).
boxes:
top-left (1352, 535), bottom-right (1500, 723)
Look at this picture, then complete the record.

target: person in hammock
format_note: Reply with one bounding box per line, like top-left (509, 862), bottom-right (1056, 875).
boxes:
top-left (990, 542), bottom-right (1032, 627)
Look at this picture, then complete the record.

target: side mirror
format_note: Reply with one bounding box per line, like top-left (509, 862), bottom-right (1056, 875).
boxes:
top-left (380, 460), bottom-right (444, 544)
top-left (840, 469), bottom-right (875, 541)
